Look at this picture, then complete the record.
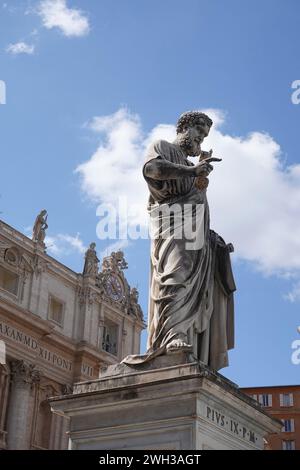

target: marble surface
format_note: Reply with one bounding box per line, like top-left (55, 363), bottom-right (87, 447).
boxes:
top-left (50, 353), bottom-right (281, 450)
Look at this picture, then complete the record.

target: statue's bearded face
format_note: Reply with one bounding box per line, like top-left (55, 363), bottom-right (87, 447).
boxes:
top-left (177, 120), bottom-right (211, 156)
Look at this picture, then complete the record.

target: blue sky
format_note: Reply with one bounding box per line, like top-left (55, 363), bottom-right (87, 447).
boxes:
top-left (0, 0), bottom-right (300, 386)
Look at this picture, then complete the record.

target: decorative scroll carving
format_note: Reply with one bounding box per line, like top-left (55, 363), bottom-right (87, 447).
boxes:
top-left (0, 244), bottom-right (34, 284)
top-left (78, 250), bottom-right (143, 320)
top-left (102, 251), bottom-right (128, 272)
top-left (4, 247), bottom-right (20, 266)
top-left (61, 383), bottom-right (73, 395)
top-left (10, 360), bottom-right (41, 386)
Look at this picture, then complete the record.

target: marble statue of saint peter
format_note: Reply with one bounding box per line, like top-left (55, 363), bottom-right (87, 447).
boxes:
top-left (124, 111), bottom-right (236, 371)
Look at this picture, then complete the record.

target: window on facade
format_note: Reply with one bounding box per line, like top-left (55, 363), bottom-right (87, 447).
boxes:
top-left (282, 440), bottom-right (295, 450)
top-left (101, 321), bottom-right (118, 356)
top-left (48, 297), bottom-right (64, 326)
top-left (0, 265), bottom-right (19, 295)
top-left (282, 419), bottom-right (295, 433)
top-left (258, 394), bottom-right (272, 407)
top-left (280, 393), bottom-right (294, 407)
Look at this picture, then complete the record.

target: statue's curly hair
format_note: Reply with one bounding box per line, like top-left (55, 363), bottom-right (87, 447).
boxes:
top-left (176, 111), bottom-right (213, 134)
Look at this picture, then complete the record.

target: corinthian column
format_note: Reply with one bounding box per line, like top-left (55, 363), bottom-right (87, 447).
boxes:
top-left (6, 360), bottom-right (41, 450)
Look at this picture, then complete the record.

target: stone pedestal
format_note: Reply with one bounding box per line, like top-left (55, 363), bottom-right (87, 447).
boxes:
top-left (50, 354), bottom-right (281, 450)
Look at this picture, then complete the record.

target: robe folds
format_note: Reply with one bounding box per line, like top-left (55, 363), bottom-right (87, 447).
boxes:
top-left (123, 140), bottom-right (236, 371)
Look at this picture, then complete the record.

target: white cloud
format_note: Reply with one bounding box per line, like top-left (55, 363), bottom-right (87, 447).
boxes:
top-left (37, 0), bottom-right (90, 37)
top-left (6, 42), bottom-right (35, 55)
top-left (203, 110), bottom-right (300, 278)
top-left (46, 234), bottom-right (129, 268)
top-left (284, 282), bottom-right (300, 303)
top-left (2, 2), bottom-right (17, 13)
top-left (45, 233), bottom-right (87, 257)
top-left (77, 108), bottom-right (150, 230)
top-left (30, 29), bottom-right (39, 37)
top-left (76, 108), bottom-right (300, 299)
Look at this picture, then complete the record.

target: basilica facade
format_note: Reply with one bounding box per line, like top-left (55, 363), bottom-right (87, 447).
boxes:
top-left (0, 217), bottom-right (145, 450)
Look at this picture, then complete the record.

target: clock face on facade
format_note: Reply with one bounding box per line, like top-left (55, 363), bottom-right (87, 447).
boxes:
top-left (105, 274), bottom-right (123, 301)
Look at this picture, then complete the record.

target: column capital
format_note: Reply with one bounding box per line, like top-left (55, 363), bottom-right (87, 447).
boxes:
top-left (10, 360), bottom-right (41, 386)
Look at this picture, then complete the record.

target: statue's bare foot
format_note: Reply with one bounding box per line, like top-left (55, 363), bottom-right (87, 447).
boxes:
top-left (166, 338), bottom-right (193, 353)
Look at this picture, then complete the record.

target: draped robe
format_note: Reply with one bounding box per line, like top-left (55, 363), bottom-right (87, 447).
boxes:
top-left (123, 140), bottom-right (236, 371)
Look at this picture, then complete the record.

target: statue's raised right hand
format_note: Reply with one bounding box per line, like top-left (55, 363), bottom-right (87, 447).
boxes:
top-left (193, 161), bottom-right (213, 177)
top-left (193, 156), bottom-right (222, 177)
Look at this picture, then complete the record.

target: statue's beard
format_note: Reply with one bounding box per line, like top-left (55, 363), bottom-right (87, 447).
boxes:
top-left (177, 132), bottom-right (201, 157)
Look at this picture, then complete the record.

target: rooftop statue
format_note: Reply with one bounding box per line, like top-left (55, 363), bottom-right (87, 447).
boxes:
top-left (83, 242), bottom-right (99, 276)
top-left (32, 209), bottom-right (48, 245)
